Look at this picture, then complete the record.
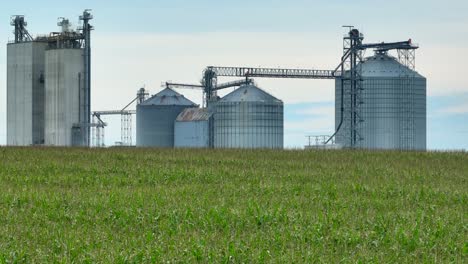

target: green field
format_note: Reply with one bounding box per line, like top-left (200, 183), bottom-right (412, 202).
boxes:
top-left (0, 148), bottom-right (466, 263)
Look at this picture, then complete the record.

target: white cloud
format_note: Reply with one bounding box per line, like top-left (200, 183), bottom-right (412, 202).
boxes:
top-left (284, 104), bottom-right (335, 148)
top-left (295, 106), bottom-right (334, 117)
top-left (90, 32), bottom-right (468, 108)
top-left (284, 117), bottom-right (335, 148)
top-left (439, 104), bottom-right (468, 115)
top-left (285, 117), bottom-right (334, 134)
top-left (91, 32), bottom-right (340, 110)
top-left (418, 44), bottom-right (468, 96)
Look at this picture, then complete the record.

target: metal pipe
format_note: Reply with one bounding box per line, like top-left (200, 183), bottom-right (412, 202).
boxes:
top-left (80, 10), bottom-right (93, 146)
top-left (325, 77), bottom-right (344, 145)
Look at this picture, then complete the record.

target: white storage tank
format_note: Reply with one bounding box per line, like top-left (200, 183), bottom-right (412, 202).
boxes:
top-left (137, 88), bottom-right (197, 147)
top-left (175, 108), bottom-right (212, 148)
top-left (335, 53), bottom-right (426, 150)
top-left (44, 48), bottom-right (84, 146)
top-left (214, 84), bottom-right (283, 149)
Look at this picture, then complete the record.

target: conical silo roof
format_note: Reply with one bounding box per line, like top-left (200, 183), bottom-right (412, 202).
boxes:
top-left (140, 88), bottom-right (197, 106)
top-left (220, 84), bottom-right (282, 103)
top-left (360, 53), bottom-right (424, 78)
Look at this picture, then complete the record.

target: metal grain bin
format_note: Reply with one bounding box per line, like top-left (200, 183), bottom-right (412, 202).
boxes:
top-left (214, 84), bottom-right (283, 149)
top-left (335, 53), bottom-right (426, 150)
top-left (136, 88), bottom-right (197, 147)
top-left (174, 108), bottom-right (212, 148)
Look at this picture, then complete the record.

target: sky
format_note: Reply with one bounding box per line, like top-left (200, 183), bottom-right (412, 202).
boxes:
top-left (0, 0), bottom-right (467, 150)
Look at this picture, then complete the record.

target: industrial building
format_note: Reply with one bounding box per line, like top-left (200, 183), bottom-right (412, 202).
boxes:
top-left (6, 13), bottom-right (426, 151)
top-left (7, 11), bottom-right (93, 147)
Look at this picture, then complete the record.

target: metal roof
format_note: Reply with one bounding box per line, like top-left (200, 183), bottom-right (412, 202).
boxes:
top-left (140, 88), bottom-right (197, 106)
top-left (360, 54), bottom-right (424, 78)
top-left (220, 84), bottom-right (282, 103)
top-left (176, 108), bottom-right (212, 122)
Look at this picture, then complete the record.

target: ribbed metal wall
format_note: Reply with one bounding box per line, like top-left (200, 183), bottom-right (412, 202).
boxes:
top-left (175, 121), bottom-right (210, 148)
top-left (175, 108), bottom-right (212, 148)
top-left (335, 53), bottom-right (426, 150)
top-left (214, 85), bottom-right (283, 149)
top-left (44, 48), bottom-right (84, 146)
top-left (7, 42), bottom-right (47, 146)
top-left (136, 88), bottom-right (197, 147)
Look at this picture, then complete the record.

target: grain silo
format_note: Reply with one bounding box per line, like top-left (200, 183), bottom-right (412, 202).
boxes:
top-left (7, 17), bottom-right (47, 146)
top-left (7, 12), bottom-right (93, 147)
top-left (335, 52), bottom-right (426, 150)
top-left (214, 84), bottom-right (283, 149)
top-left (44, 48), bottom-right (84, 146)
top-left (42, 16), bottom-right (93, 147)
top-left (175, 108), bottom-right (213, 148)
top-left (7, 41), bottom-right (47, 146)
top-left (136, 88), bottom-right (197, 147)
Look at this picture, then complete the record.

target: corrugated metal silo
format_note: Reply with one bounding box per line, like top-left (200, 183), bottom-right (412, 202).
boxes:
top-left (136, 88), bottom-right (197, 147)
top-left (214, 84), bottom-right (284, 149)
top-left (335, 53), bottom-right (426, 150)
top-left (175, 108), bottom-right (212, 148)
top-left (44, 48), bottom-right (84, 146)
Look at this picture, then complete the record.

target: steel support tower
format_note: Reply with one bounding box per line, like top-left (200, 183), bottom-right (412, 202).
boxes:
top-left (92, 115), bottom-right (105, 147)
top-left (121, 113), bottom-right (133, 145)
top-left (341, 28), bottom-right (365, 147)
top-left (92, 110), bottom-right (136, 146)
top-left (91, 88), bottom-right (148, 147)
top-left (10, 16), bottom-right (33, 43)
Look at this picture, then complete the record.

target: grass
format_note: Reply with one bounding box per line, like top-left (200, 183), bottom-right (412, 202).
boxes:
top-left (0, 147), bottom-right (466, 263)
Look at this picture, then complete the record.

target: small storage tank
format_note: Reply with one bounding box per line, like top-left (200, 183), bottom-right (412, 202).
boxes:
top-left (214, 84), bottom-right (283, 149)
top-left (44, 48), bottom-right (84, 146)
top-left (137, 88), bottom-right (197, 147)
top-left (175, 108), bottom-right (212, 148)
top-left (335, 53), bottom-right (426, 150)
